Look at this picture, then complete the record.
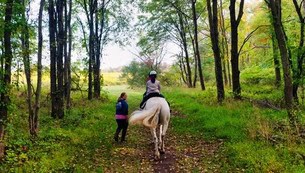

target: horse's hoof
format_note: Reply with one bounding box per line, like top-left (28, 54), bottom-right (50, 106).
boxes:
top-left (154, 155), bottom-right (160, 160)
top-left (159, 150), bottom-right (165, 154)
top-left (154, 152), bottom-right (160, 160)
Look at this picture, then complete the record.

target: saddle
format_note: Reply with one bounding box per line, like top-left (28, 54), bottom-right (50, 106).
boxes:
top-left (140, 93), bottom-right (164, 109)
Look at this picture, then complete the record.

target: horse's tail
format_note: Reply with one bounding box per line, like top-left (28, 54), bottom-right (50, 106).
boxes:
top-left (129, 104), bottom-right (161, 128)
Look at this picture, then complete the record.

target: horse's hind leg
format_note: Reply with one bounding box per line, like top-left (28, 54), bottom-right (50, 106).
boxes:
top-left (160, 121), bottom-right (169, 154)
top-left (158, 125), bottom-right (164, 154)
top-left (151, 128), bottom-right (160, 160)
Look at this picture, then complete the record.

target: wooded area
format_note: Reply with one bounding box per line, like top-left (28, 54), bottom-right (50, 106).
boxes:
top-left (0, 0), bottom-right (305, 171)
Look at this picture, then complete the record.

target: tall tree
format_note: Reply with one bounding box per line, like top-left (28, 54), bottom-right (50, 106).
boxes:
top-left (219, 0), bottom-right (231, 86)
top-left (0, 0), bottom-right (14, 159)
top-left (64, 0), bottom-right (72, 108)
top-left (265, 0), bottom-right (295, 124)
top-left (177, 12), bottom-right (193, 87)
top-left (292, 0), bottom-right (305, 103)
top-left (207, 0), bottom-right (225, 102)
top-left (191, 0), bottom-right (205, 90)
top-left (19, 0), bottom-right (35, 136)
top-left (49, 0), bottom-right (57, 118)
top-left (229, 0), bottom-right (244, 99)
top-left (31, 0), bottom-right (45, 136)
top-left (56, 0), bottom-right (65, 118)
top-left (49, 0), bottom-right (65, 118)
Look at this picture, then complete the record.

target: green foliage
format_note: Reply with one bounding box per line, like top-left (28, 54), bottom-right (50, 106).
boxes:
top-left (121, 60), bottom-right (151, 87)
top-left (241, 66), bottom-right (276, 85)
top-left (158, 66), bottom-right (182, 86)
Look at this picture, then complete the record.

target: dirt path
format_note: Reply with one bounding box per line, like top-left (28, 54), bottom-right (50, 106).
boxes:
top-left (129, 111), bottom-right (225, 173)
top-left (94, 114), bottom-right (225, 172)
top-left (148, 128), bottom-right (224, 173)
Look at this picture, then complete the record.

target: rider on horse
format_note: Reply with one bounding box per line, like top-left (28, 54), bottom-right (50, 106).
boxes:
top-left (140, 70), bottom-right (166, 109)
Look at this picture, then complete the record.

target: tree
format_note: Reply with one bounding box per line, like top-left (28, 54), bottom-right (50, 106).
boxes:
top-left (207, 0), bottom-right (225, 102)
top-left (292, 0), bottom-right (305, 103)
top-left (48, 0), bottom-right (65, 118)
top-left (191, 0), bottom-right (205, 90)
top-left (219, 0), bottom-right (231, 86)
top-left (137, 0), bottom-right (204, 88)
top-left (229, 0), bottom-right (244, 99)
top-left (0, 0), bottom-right (14, 159)
top-left (31, 0), bottom-right (45, 136)
top-left (64, 0), bottom-right (72, 109)
top-left (265, 0), bottom-right (295, 124)
top-left (19, 0), bottom-right (36, 136)
top-left (76, 0), bottom-right (131, 99)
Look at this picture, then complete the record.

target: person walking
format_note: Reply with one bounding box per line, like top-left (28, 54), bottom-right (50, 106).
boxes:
top-left (114, 92), bottom-right (129, 143)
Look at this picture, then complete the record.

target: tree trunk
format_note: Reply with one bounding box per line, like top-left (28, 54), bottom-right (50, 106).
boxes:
top-left (94, 2), bottom-right (101, 99)
top-left (49, 0), bottom-right (58, 118)
top-left (56, 0), bottom-right (65, 118)
top-left (0, 0), bottom-right (14, 159)
top-left (230, 0), bottom-right (244, 99)
top-left (271, 31), bottom-right (281, 87)
top-left (87, 0), bottom-right (95, 100)
top-left (190, 39), bottom-right (197, 88)
top-left (33, 0), bottom-right (45, 136)
top-left (292, 0), bottom-right (305, 103)
top-left (178, 12), bottom-right (192, 88)
top-left (191, 0), bottom-right (205, 90)
top-left (65, 0), bottom-right (72, 109)
top-left (267, 0), bottom-right (295, 124)
top-left (219, 0), bottom-right (228, 85)
top-left (207, 0), bottom-right (225, 102)
top-left (20, 0), bottom-right (34, 136)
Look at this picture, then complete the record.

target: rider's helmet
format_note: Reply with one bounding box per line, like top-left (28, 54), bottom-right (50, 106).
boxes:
top-left (149, 70), bottom-right (157, 76)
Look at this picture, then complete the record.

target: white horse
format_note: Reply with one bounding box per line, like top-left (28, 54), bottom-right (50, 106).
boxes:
top-left (129, 97), bottom-right (170, 160)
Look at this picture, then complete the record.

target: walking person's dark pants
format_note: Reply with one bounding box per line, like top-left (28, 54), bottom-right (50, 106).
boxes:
top-left (114, 119), bottom-right (128, 142)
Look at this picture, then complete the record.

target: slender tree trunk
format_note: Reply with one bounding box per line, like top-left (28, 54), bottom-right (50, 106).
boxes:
top-left (94, 2), bottom-right (101, 99)
top-left (267, 0), bottom-right (295, 124)
top-left (56, 0), bottom-right (65, 118)
top-left (33, 0), bottom-right (45, 136)
top-left (20, 0), bottom-right (34, 136)
top-left (190, 39), bottom-right (197, 88)
top-left (178, 13), bottom-right (192, 87)
top-left (0, 0), bottom-right (14, 159)
top-left (219, 0), bottom-right (228, 85)
top-left (230, 0), bottom-right (244, 99)
top-left (66, 0), bottom-right (72, 109)
top-left (49, 0), bottom-right (57, 118)
top-left (191, 0), bottom-right (205, 90)
top-left (292, 0), bottom-right (305, 103)
top-left (271, 31), bottom-right (281, 87)
top-left (64, 0), bottom-right (72, 109)
top-left (178, 52), bottom-right (188, 85)
top-left (207, 0), bottom-right (225, 102)
top-left (87, 0), bottom-right (95, 100)
top-left (64, 0), bottom-right (68, 98)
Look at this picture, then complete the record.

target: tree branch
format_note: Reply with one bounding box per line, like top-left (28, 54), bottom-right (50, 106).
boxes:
top-left (238, 25), bottom-right (269, 55)
top-left (236, 0), bottom-right (245, 25)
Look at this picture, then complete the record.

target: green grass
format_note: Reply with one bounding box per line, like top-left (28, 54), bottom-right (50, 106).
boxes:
top-left (1, 82), bottom-right (305, 172)
top-left (162, 86), bottom-right (305, 172)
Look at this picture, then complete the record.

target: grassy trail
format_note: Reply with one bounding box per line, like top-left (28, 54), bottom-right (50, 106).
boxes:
top-left (98, 85), bottom-right (226, 172)
top-left (2, 85), bottom-right (304, 172)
